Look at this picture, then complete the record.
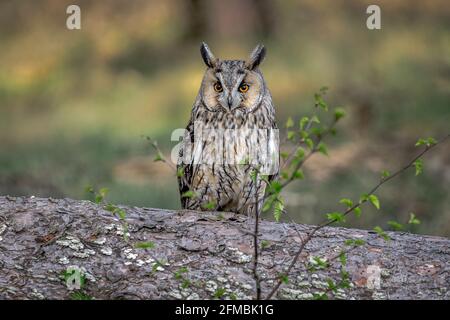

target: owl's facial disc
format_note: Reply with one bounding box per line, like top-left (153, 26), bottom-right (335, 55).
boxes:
top-left (215, 72), bottom-right (245, 111)
top-left (201, 62), bottom-right (264, 113)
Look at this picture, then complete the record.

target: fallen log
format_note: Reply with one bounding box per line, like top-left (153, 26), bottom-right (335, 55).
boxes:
top-left (0, 196), bottom-right (448, 300)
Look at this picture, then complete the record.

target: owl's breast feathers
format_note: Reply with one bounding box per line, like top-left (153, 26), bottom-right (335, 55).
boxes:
top-left (177, 98), bottom-right (278, 215)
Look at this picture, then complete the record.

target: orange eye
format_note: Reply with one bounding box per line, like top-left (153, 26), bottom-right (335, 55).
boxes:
top-left (239, 83), bottom-right (249, 93)
top-left (214, 82), bottom-right (223, 92)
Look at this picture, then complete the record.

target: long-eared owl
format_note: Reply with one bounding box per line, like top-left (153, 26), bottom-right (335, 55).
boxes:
top-left (177, 43), bottom-right (279, 216)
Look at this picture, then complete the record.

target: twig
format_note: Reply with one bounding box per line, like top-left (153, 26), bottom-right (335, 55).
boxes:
top-left (265, 134), bottom-right (449, 300)
top-left (280, 119), bottom-right (337, 189)
top-left (252, 187), bottom-right (261, 300)
top-left (280, 117), bottom-right (316, 171)
top-left (145, 136), bottom-right (195, 201)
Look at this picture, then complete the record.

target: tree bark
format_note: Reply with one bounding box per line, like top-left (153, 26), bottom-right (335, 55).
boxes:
top-left (0, 196), bottom-right (448, 300)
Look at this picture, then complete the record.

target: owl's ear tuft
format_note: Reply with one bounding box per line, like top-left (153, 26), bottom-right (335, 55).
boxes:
top-left (200, 42), bottom-right (217, 68)
top-left (246, 44), bottom-right (266, 70)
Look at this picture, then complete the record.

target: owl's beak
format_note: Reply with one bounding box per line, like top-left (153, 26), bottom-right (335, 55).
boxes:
top-left (227, 96), bottom-right (233, 109)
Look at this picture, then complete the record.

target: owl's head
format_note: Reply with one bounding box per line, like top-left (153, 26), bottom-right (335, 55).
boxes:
top-left (199, 42), bottom-right (267, 113)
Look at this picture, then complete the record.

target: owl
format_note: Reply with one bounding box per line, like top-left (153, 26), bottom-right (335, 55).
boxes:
top-left (177, 43), bottom-right (279, 216)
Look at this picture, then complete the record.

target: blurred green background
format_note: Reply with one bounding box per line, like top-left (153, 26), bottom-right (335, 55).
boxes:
top-left (0, 0), bottom-right (449, 236)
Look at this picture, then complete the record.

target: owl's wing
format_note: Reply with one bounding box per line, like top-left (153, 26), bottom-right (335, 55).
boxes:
top-left (177, 120), bottom-right (195, 208)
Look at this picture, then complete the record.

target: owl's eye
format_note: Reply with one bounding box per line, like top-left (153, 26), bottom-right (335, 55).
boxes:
top-left (239, 83), bottom-right (250, 93)
top-left (214, 82), bottom-right (223, 92)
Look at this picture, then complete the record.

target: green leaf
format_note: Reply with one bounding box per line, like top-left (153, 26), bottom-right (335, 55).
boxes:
top-left (295, 147), bottom-right (305, 160)
top-left (326, 212), bottom-right (345, 223)
top-left (280, 152), bottom-right (289, 160)
top-left (416, 138), bottom-right (427, 147)
top-left (259, 174), bottom-right (269, 184)
top-left (381, 170), bottom-right (391, 179)
top-left (359, 193), bottom-right (369, 202)
top-left (408, 213), bottom-right (421, 225)
top-left (319, 86), bottom-right (329, 94)
top-left (310, 256), bottom-right (329, 269)
top-left (285, 117), bottom-right (294, 128)
top-left (299, 117), bottom-right (309, 131)
top-left (387, 220), bottom-right (404, 231)
top-left (99, 187), bottom-right (109, 198)
top-left (305, 138), bottom-right (314, 150)
top-left (273, 197), bottom-right (284, 222)
top-left (415, 137), bottom-right (437, 147)
top-left (250, 168), bottom-right (259, 182)
top-left (287, 131), bottom-right (295, 140)
top-left (317, 142), bottom-right (328, 156)
top-left (339, 198), bottom-right (353, 208)
top-left (181, 279), bottom-right (191, 289)
top-left (151, 262), bottom-right (162, 273)
top-left (238, 157), bottom-right (250, 165)
top-left (174, 267), bottom-right (188, 280)
top-left (202, 200), bottom-right (216, 210)
top-left (94, 194), bottom-right (103, 204)
top-left (427, 137), bottom-right (437, 146)
top-left (413, 159), bottom-right (423, 176)
top-left (214, 287), bottom-right (226, 299)
top-left (311, 127), bottom-right (324, 137)
top-left (177, 167), bottom-right (184, 177)
top-left (339, 251), bottom-right (347, 266)
top-left (353, 207), bottom-right (362, 217)
top-left (299, 130), bottom-right (309, 139)
top-left (181, 190), bottom-right (197, 198)
top-left (280, 273), bottom-right (289, 284)
top-left (153, 152), bottom-right (164, 162)
top-left (311, 115), bottom-right (320, 124)
top-left (373, 226), bottom-right (390, 241)
top-left (261, 240), bottom-right (270, 249)
top-left (326, 279), bottom-right (337, 292)
top-left (291, 169), bottom-right (304, 180)
top-left (269, 181), bottom-right (283, 194)
top-left (105, 204), bottom-right (126, 219)
top-left (338, 274), bottom-right (351, 289)
top-left (368, 194), bottom-right (380, 210)
top-left (262, 195), bottom-right (275, 212)
top-left (116, 208), bottom-right (127, 220)
top-left (344, 239), bottom-right (365, 246)
top-left (415, 138), bottom-right (426, 147)
top-left (334, 108), bottom-right (346, 121)
top-left (313, 293), bottom-right (328, 300)
top-left (70, 291), bottom-right (92, 300)
top-left (104, 203), bottom-right (116, 212)
top-left (314, 93), bottom-right (328, 111)
top-left (84, 185), bottom-right (94, 194)
top-left (134, 241), bottom-right (155, 249)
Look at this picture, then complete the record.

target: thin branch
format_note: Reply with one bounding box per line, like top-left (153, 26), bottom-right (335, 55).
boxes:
top-left (145, 136), bottom-right (196, 202)
top-left (280, 117), bottom-right (316, 171)
top-left (252, 185), bottom-right (261, 300)
top-left (265, 134), bottom-right (449, 299)
top-left (280, 119), bottom-right (337, 189)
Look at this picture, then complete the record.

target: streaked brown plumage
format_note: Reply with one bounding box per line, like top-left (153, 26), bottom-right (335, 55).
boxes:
top-left (178, 43), bottom-right (278, 215)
